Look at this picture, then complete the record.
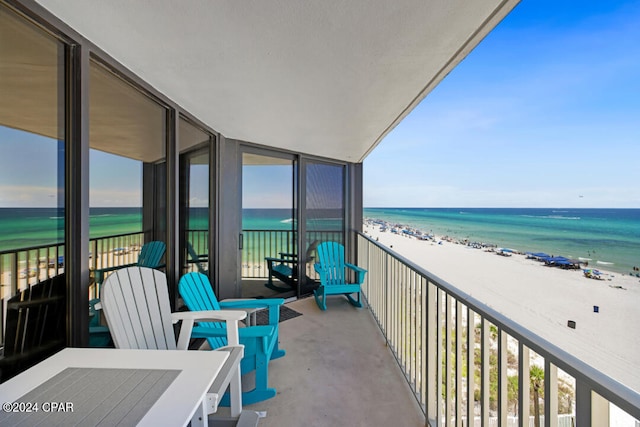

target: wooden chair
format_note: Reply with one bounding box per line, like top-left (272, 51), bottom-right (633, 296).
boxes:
top-left (264, 240), bottom-right (318, 292)
top-left (313, 241), bottom-right (367, 310)
top-left (100, 266), bottom-right (247, 418)
top-left (90, 241), bottom-right (166, 347)
top-left (0, 274), bottom-right (66, 383)
top-left (179, 272), bottom-right (286, 405)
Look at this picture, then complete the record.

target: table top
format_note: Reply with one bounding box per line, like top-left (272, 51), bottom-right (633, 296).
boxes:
top-left (0, 348), bottom-right (229, 426)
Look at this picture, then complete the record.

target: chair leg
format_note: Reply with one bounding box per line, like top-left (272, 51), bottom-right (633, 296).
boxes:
top-left (314, 286), bottom-right (327, 310)
top-left (271, 342), bottom-right (286, 360)
top-left (220, 353), bottom-right (277, 406)
top-left (346, 291), bottom-right (363, 308)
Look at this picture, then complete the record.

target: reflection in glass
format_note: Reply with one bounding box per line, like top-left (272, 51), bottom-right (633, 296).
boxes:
top-left (306, 162), bottom-right (345, 243)
top-left (0, 6), bottom-right (66, 293)
top-left (302, 162), bottom-right (345, 293)
top-left (242, 153), bottom-right (296, 297)
top-left (180, 118), bottom-right (211, 275)
top-left (87, 60), bottom-right (166, 287)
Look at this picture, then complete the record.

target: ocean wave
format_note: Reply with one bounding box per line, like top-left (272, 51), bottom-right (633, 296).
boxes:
top-left (48, 216), bottom-right (64, 219)
top-left (520, 214), bottom-right (580, 220)
top-left (547, 215), bottom-right (580, 220)
top-left (578, 257), bottom-right (592, 261)
top-left (280, 218), bottom-right (293, 223)
top-left (552, 210), bottom-right (569, 213)
top-left (596, 261), bottom-right (614, 265)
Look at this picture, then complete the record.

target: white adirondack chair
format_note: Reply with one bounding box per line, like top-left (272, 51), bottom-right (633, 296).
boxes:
top-left (100, 266), bottom-right (248, 423)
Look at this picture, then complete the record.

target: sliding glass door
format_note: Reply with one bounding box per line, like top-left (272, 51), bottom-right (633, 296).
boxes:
top-left (241, 151), bottom-right (297, 298)
top-left (179, 118), bottom-right (213, 278)
top-left (299, 160), bottom-right (346, 296)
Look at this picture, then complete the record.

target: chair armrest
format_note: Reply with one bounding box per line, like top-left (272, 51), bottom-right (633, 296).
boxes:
top-left (93, 263), bottom-right (138, 285)
top-left (221, 299), bottom-right (284, 326)
top-left (220, 298), bottom-right (263, 326)
top-left (172, 310), bottom-right (247, 350)
top-left (265, 257), bottom-right (296, 265)
top-left (94, 263), bottom-right (136, 274)
top-left (172, 310), bottom-right (247, 322)
top-left (346, 263), bottom-right (367, 283)
top-left (345, 263), bottom-right (367, 274)
top-left (278, 252), bottom-right (298, 259)
top-left (219, 298), bottom-right (284, 309)
top-left (193, 324), bottom-right (275, 339)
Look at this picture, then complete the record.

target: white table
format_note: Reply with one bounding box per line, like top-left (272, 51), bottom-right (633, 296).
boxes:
top-left (0, 348), bottom-right (231, 426)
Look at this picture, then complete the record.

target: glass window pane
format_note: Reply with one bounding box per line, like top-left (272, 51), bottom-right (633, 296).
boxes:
top-left (88, 60), bottom-right (166, 289)
top-left (0, 6), bottom-right (66, 297)
top-left (180, 117), bottom-right (211, 275)
top-left (242, 153), bottom-right (296, 297)
top-left (306, 162), bottom-right (345, 245)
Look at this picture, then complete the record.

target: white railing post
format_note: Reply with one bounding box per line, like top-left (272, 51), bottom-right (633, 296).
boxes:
top-left (467, 308), bottom-right (476, 427)
top-left (355, 233), bottom-right (640, 427)
top-left (544, 361), bottom-right (558, 427)
top-left (518, 344), bottom-right (530, 427)
top-left (456, 300), bottom-right (463, 427)
top-left (481, 318), bottom-right (490, 427)
top-left (427, 281), bottom-right (438, 424)
top-left (498, 330), bottom-right (507, 427)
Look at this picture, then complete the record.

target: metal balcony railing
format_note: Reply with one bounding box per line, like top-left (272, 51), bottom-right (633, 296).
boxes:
top-left (356, 232), bottom-right (640, 427)
top-left (241, 229), bottom-right (343, 279)
top-left (0, 232), bottom-right (147, 343)
top-left (0, 228), bottom-right (342, 343)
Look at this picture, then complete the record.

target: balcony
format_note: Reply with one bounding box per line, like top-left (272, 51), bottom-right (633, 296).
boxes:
top-left (218, 232), bottom-right (640, 426)
top-left (241, 295), bottom-right (424, 426)
top-left (2, 231), bottom-right (639, 426)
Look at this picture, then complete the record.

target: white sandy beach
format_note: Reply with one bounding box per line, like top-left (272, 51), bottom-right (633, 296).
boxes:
top-left (363, 223), bottom-right (640, 395)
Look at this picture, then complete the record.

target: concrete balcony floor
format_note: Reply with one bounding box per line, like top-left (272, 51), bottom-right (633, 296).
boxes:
top-left (238, 295), bottom-right (425, 426)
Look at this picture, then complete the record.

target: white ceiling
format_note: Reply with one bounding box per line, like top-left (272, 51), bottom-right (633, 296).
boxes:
top-left (35, 0), bottom-right (519, 162)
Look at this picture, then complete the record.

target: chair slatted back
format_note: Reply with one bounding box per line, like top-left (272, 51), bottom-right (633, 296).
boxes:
top-left (178, 273), bottom-right (226, 349)
top-left (316, 241), bottom-right (346, 285)
top-left (101, 267), bottom-right (176, 350)
top-left (186, 242), bottom-right (207, 274)
top-left (0, 274), bottom-right (66, 383)
top-left (137, 241), bottom-right (166, 268)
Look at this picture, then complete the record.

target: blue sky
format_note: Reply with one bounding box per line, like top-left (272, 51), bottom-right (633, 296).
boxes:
top-left (364, 0), bottom-right (640, 208)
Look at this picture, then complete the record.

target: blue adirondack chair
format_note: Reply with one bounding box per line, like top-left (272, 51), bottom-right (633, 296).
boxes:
top-left (313, 241), bottom-right (367, 310)
top-left (179, 272), bottom-right (286, 405)
top-left (93, 240), bottom-right (166, 286)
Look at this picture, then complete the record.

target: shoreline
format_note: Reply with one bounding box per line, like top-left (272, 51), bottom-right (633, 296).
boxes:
top-left (363, 220), bottom-right (640, 394)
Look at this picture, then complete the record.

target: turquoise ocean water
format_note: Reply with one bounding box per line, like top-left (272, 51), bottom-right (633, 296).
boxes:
top-left (0, 207), bottom-right (143, 252)
top-left (1, 207), bottom-right (638, 275)
top-left (364, 208), bottom-right (640, 275)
